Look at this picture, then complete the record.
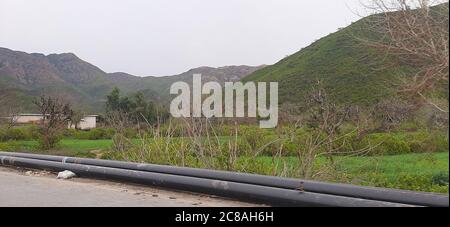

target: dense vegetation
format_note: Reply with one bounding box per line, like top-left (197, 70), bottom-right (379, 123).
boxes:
top-left (105, 87), bottom-right (169, 124)
top-left (1, 122), bottom-right (448, 193)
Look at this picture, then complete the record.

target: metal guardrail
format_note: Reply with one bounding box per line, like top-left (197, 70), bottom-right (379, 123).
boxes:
top-left (1, 151), bottom-right (448, 207)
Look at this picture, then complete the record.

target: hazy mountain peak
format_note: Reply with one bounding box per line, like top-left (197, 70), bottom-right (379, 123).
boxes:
top-left (47, 52), bottom-right (79, 61)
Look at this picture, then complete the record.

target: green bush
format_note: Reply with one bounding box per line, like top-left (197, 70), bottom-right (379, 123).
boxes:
top-left (237, 125), bottom-right (296, 156)
top-left (372, 173), bottom-right (449, 194)
top-left (239, 127), bottom-right (449, 157)
top-left (240, 126), bottom-right (269, 149)
top-left (0, 126), bottom-right (39, 142)
top-left (0, 141), bottom-right (18, 151)
top-left (0, 128), bottom-right (27, 141)
top-left (351, 131), bottom-right (449, 156)
top-left (124, 128), bottom-right (138, 139)
top-left (38, 132), bottom-right (63, 150)
top-left (362, 133), bottom-right (411, 155)
top-left (432, 172), bottom-right (449, 186)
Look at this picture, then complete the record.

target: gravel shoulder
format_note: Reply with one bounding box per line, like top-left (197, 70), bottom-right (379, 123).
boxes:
top-left (0, 166), bottom-right (264, 207)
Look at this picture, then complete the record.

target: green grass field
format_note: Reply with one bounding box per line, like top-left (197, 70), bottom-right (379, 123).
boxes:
top-left (0, 139), bottom-right (448, 193)
top-left (252, 153), bottom-right (449, 193)
top-left (0, 139), bottom-right (113, 158)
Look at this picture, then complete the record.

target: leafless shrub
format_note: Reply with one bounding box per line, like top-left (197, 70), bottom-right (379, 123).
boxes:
top-left (0, 95), bottom-right (22, 128)
top-left (359, 0), bottom-right (449, 112)
top-left (68, 111), bottom-right (84, 130)
top-left (33, 95), bottom-right (73, 150)
top-left (372, 98), bottom-right (416, 130)
top-left (305, 83), bottom-right (351, 137)
top-left (180, 117), bottom-right (255, 171)
top-left (424, 102), bottom-right (450, 130)
top-left (105, 111), bottom-right (133, 153)
top-left (275, 83), bottom-right (377, 180)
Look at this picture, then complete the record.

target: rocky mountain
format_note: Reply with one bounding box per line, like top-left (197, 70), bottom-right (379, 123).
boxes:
top-left (0, 48), bottom-right (96, 109)
top-left (0, 47), bottom-right (264, 112)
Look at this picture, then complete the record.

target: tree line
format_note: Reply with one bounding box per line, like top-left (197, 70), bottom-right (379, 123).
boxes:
top-left (105, 87), bottom-right (169, 125)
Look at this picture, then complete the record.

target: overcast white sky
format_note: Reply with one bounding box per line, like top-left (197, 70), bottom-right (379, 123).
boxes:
top-left (0, 0), bottom-right (367, 76)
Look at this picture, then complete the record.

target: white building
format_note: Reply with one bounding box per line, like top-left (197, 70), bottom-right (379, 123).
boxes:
top-left (11, 114), bottom-right (98, 130)
top-left (12, 114), bottom-right (45, 124)
top-left (69, 115), bottom-right (98, 130)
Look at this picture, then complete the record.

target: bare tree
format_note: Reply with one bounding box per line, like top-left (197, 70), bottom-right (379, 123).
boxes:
top-left (279, 83), bottom-right (375, 180)
top-left (306, 83), bottom-right (351, 137)
top-left (105, 110), bottom-right (133, 153)
top-left (33, 95), bottom-right (73, 150)
top-left (375, 98), bottom-right (415, 127)
top-left (68, 111), bottom-right (84, 130)
top-left (0, 94), bottom-right (22, 128)
top-left (359, 0), bottom-right (449, 112)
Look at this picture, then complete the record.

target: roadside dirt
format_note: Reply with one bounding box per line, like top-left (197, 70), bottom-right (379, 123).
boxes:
top-left (0, 166), bottom-right (266, 207)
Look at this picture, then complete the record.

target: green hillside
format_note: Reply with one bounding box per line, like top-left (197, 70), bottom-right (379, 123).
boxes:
top-left (243, 9), bottom-right (446, 106)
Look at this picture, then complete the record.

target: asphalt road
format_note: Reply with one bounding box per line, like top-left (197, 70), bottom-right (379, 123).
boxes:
top-left (0, 167), bottom-right (261, 207)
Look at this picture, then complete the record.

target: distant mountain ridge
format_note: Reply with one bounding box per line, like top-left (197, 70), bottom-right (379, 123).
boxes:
top-left (0, 47), bottom-right (265, 111)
